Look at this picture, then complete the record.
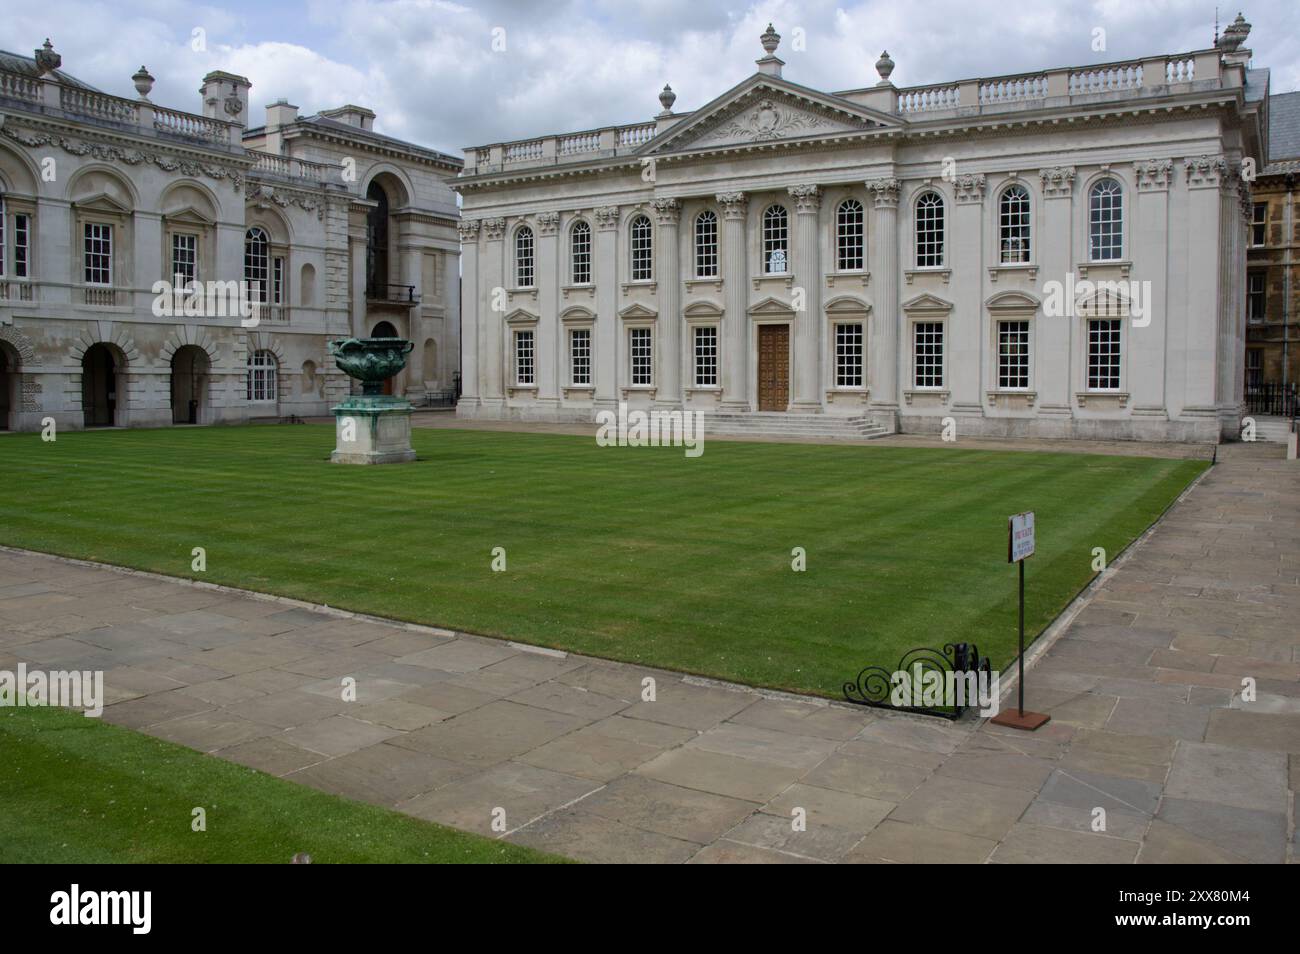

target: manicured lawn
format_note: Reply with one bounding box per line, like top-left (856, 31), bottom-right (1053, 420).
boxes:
top-left (0, 425), bottom-right (1205, 696)
top-left (0, 705), bottom-right (561, 863)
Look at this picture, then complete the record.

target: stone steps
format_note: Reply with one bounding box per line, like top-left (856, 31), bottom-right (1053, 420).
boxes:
top-left (700, 412), bottom-right (888, 441)
top-left (1248, 416), bottom-right (1295, 444)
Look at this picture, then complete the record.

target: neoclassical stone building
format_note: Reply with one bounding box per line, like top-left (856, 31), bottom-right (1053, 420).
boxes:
top-left (456, 18), bottom-right (1269, 441)
top-left (0, 41), bottom-right (461, 432)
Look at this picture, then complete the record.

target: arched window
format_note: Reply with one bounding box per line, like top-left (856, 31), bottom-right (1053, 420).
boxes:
top-left (915, 192), bottom-right (945, 267)
top-left (244, 228), bottom-right (270, 303)
top-left (570, 220), bottom-right (591, 285)
top-left (694, 210), bottom-right (718, 278)
top-left (515, 226), bottom-right (535, 288)
top-left (246, 350), bottom-right (278, 403)
top-left (1089, 178), bottom-right (1123, 261)
top-left (763, 205), bottom-right (788, 274)
top-left (998, 185), bottom-right (1031, 264)
top-left (629, 214), bottom-right (653, 281)
top-left (836, 199), bottom-right (864, 271)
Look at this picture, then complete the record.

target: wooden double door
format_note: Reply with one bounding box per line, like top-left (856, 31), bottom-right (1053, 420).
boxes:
top-left (757, 324), bottom-right (790, 411)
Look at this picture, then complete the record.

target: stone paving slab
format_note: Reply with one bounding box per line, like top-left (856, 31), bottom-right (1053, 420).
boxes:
top-left (0, 444), bottom-right (1295, 862)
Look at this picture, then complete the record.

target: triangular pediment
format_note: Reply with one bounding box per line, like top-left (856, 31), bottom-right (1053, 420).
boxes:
top-left (747, 295), bottom-right (795, 316)
top-left (618, 302), bottom-right (658, 320)
top-left (72, 191), bottom-right (132, 214)
top-left (643, 75), bottom-right (898, 156)
top-left (901, 293), bottom-right (953, 313)
top-left (162, 205), bottom-right (215, 227)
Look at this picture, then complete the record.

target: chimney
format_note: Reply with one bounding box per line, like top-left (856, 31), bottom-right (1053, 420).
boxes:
top-left (264, 99), bottom-right (299, 155)
top-left (320, 105), bottom-right (376, 131)
top-left (201, 70), bottom-right (252, 126)
top-left (755, 23), bottom-right (784, 77)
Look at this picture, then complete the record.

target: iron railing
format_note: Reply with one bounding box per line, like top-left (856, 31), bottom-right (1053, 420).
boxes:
top-left (1245, 382), bottom-right (1298, 418)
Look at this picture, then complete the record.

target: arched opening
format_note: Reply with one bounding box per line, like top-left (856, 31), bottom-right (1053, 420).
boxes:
top-left (422, 338), bottom-right (437, 387)
top-left (301, 263), bottom-right (316, 307)
top-left (170, 345), bottom-right (211, 424)
top-left (81, 343), bottom-right (122, 427)
top-left (0, 342), bottom-right (18, 431)
top-left (365, 181), bottom-right (391, 299)
top-left (371, 321), bottom-right (399, 395)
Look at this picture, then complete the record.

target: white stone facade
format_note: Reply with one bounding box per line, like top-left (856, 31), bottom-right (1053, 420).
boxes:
top-left (0, 42), bottom-right (461, 432)
top-left (456, 26), bottom-right (1269, 442)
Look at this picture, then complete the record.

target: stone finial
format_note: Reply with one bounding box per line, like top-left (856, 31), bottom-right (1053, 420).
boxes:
top-left (132, 66), bottom-right (155, 100)
top-left (875, 50), bottom-right (895, 85)
top-left (760, 23), bottom-right (781, 55)
top-left (658, 84), bottom-right (676, 115)
top-left (34, 39), bottom-right (61, 76)
top-left (1217, 12), bottom-right (1251, 51)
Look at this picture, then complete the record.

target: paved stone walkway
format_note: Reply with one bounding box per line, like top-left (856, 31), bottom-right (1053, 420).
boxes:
top-left (0, 443), bottom-right (1295, 863)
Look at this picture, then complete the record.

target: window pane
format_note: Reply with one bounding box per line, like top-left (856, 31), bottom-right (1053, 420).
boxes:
top-left (1089, 179), bottom-right (1123, 261)
top-left (171, 233), bottom-right (198, 286)
top-left (14, 214), bottom-right (30, 279)
top-left (763, 205), bottom-right (788, 274)
top-left (1087, 319), bottom-right (1121, 390)
top-left (244, 228), bottom-right (269, 303)
top-left (84, 223), bottom-right (113, 285)
top-left (630, 216), bottom-right (653, 281)
top-left (915, 192), bottom-right (944, 267)
top-left (999, 186), bottom-right (1031, 264)
top-left (914, 322), bottom-right (944, 388)
top-left (630, 327), bottom-right (653, 385)
top-left (693, 326), bottom-right (718, 386)
top-left (515, 227), bottom-right (535, 288)
top-left (571, 221), bottom-right (591, 284)
top-left (835, 323), bottom-right (864, 387)
top-left (836, 199), bottom-right (863, 271)
top-left (997, 320), bottom-right (1030, 389)
top-left (694, 211), bottom-right (718, 278)
top-left (515, 329), bottom-right (535, 385)
top-left (570, 328), bottom-right (591, 386)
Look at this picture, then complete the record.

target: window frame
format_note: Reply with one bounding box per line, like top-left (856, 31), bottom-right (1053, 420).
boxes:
top-left (694, 210), bottom-right (718, 278)
top-left (998, 184), bottom-right (1032, 265)
top-left (996, 319), bottom-right (1032, 391)
top-left (835, 198), bottom-right (864, 272)
top-left (1085, 318), bottom-right (1122, 392)
top-left (569, 220), bottom-right (592, 285)
top-left (628, 325), bottom-right (654, 386)
top-left (246, 349), bottom-right (279, 403)
top-left (762, 204), bottom-right (789, 275)
top-left (1088, 177), bottom-right (1124, 262)
top-left (1247, 271), bottom-right (1267, 323)
top-left (513, 327), bottom-right (535, 386)
top-left (83, 221), bottom-right (114, 287)
top-left (629, 214), bottom-right (654, 282)
top-left (244, 227), bottom-right (270, 303)
top-left (1250, 202), bottom-right (1267, 248)
top-left (912, 320), bottom-right (946, 389)
top-left (514, 225), bottom-right (535, 289)
top-left (914, 191), bottom-right (945, 268)
top-left (834, 321), bottom-right (865, 389)
top-left (692, 324), bottom-right (719, 388)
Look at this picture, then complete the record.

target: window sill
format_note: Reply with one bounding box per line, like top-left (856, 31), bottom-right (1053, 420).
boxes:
top-left (562, 386), bottom-right (594, 398)
top-left (826, 387), bottom-right (869, 404)
top-left (903, 388), bottom-right (950, 406)
top-left (987, 389), bottom-right (1037, 407)
top-left (621, 385), bottom-right (656, 399)
top-left (1076, 261), bottom-right (1131, 280)
top-left (1076, 390), bottom-right (1129, 408)
top-left (621, 280), bottom-right (656, 296)
top-left (685, 277), bottom-right (723, 293)
top-left (988, 264), bottom-right (1037, 283)
top-left (752, 273), bottom-right (795, 291)
top-left (905, 268), bottom-right (951, 285)
top-left (507, 385), bottom-right (538, 397)
top-left (561, 283), bottom-right (595, 299)
top-left (826, 270), bottom-right (870, 289)
top-left (685, 386), bottom-right (723, 402)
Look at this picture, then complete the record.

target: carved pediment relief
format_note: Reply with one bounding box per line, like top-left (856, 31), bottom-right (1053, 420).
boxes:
top-left (648, 81), bottom-right (890, 155)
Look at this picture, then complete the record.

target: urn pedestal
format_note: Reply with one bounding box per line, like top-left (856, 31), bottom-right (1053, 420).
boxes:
top-left (328, 337), bottom-right (416, 465)
top-left (331, 395), bottom-right (416, 464)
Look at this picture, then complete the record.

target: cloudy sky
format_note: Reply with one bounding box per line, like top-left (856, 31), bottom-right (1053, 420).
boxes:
top-left (2, 0), bottom-right (1296, 156)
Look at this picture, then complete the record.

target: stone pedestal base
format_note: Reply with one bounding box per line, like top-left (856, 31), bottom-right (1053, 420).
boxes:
top-left (331, 396), bottom-right (416, 465)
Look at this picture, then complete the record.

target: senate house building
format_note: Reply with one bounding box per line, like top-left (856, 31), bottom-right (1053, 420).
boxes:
top-left (455, 18), bottom-right (1270, 442)
top-left (0, 41), bottom-right (462, 432)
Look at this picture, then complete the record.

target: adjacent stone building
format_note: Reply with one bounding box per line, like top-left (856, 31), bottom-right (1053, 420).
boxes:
top-left (1244, 89), bottom-right (1298, 400)
top-left (0, 41), bottom-right (461, 432)
top-left (455, 18), bottom-right (1269, 442)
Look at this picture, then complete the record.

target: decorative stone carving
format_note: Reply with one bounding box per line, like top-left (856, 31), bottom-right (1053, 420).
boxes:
top-left (1184, 155), bottom-right (1228, 188)
top-left (132, 66), bottom-right (155, 100)
top-left (651, 198), bottom-right (681, 225)
top-left (658, 84), bottom-right (677, 114)
top-left (865, 177), bottom-right (900, 208)
top-left (703, 98), bottom-right (837, 145)
top-left (1133, 159), bottom-right (1173, 191)
top-left (34, 39), bottom-right (61, 76)
top-left (457, 219), bottom-right (481, 242)
top-left (787, 184), bottom-right (822, 213)
top-left (953, 173), bottom-right (987, 204)
top-left (482, 217), bottom-right (507, 241)
top-left (715, 192), bottom-right (747, 219)
top-left (594, 206), bottom-right (621, 231)
top-left (250, 184), bottom-right (324, 220)
top-left (1, 124), bottom-right (244, 191)
top-left (536, 211), bottom-right (560, 235)
top-left (876, 50), bottom-right (895, 84)
top-left (1038, 166), bottom-right (1076, 198)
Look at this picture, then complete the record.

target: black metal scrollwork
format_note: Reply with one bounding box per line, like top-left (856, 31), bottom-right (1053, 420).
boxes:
top-left (842, 641), bottom-right (993, 720)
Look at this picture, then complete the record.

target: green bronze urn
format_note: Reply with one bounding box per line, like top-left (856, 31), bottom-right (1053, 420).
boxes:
top-left (328, 336), bottom-right (414, 397)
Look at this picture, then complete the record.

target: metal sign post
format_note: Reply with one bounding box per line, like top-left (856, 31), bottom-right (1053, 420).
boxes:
top-left (991, 511), bottom-right (1051, 731)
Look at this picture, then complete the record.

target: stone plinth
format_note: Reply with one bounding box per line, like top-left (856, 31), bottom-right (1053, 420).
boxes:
top-left (331, 395), bottom-right (416, 464)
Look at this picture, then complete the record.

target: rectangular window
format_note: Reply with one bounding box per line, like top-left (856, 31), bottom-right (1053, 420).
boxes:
top-left (1087, 319), bottom-right (1122, 390)
top-left (84, 222), bottom-right (112, 285)
top-left (693, 326), bottom-right (718, 387)
top-left (514, 329), bottom-right (535, 386)
top-left (1247, 272), bottom-right (1266, 323)
top-left (630, 327), bottom-right (653, 386)
top-left (273, 256), bottom-right (285, 305)
top-left (997, 320), bottom-right (1030, 389)
top-left (13, 213), bottom-right (29, 279)
top-left (1251, 202), bottom-right (1267, 247)
top-left (1245, 349), bottom-right (1263, 391)
top-left (569, 328), bottom-right (591, 386)
top-left (836, 200), bottom-right (864, 271)
top-left (171, 233), bottom-right (198, 286)
top-left (835, 323), bottom-right (864, 388)
top-left (913, 322), bottom-right (944, 388)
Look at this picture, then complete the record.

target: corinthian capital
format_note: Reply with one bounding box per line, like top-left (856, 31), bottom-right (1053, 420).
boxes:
top-left (865, 177), bottom-right (900, 209)
top-left (952, 173), bottom-right (987, 204)
top-left (715, 191), bottom-right (747, 219)
top-left (482, 217), bottom-right (507, 241)
top-left (457, 219), bottom-right (481, 242)
top-left (787, 184), bottom-right (822, 214)
top-left (594, 206), bottom-right (621, 231)
top-left (1133, 159), bottom-right (1173, 191)
top-left (652, 197), bottom-right (681, 225)
top-left (1038, 166), bottom-right (1076, 199)
top-left (536, 211), bottom-right (560, 235)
